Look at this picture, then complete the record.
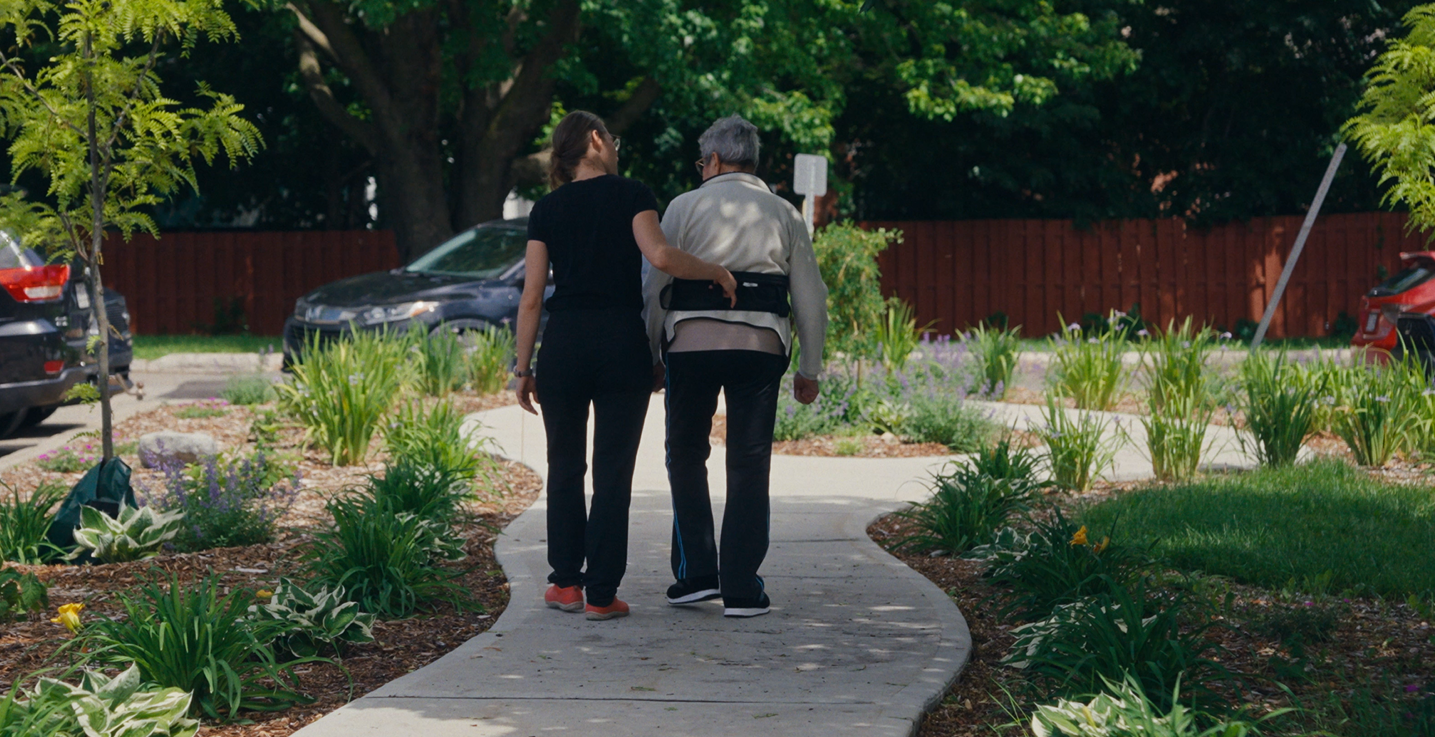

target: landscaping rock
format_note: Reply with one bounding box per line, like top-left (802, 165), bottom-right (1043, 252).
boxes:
top-left (138, 431), bottom-right (218, 468)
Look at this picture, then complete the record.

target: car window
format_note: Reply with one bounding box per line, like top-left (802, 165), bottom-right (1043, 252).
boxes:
top-left (1373, 265), bottom-right (1435, 296)
top-left (0, 233), bottom-right (40, 270)
top-left (405, 227), bottom-right (527, 279)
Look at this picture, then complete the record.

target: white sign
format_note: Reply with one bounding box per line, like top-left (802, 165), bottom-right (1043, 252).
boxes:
top-left (793, 154), bottom-right (828, 197)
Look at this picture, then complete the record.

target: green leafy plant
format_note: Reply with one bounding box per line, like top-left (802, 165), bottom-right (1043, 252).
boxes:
top-left (276, 329), bottom-right (407, 465)
top-left (0, 480), bottom-right (62, 564)
top-left (891, 459), bottom-right (1042, 555)
top-left (383, 399), bottom-right (497, 486)
top-left (0, 567), bottom-right (47, 622)
top-left (1143, 393), bottom-right (1213, 482)
top-left (366, 460), bottom-right (471, 523)
top-left (81, 574), bottom-right (322, 720)
top-left (67, 506), bottom-right (184, 564)
top-left (173, 400), bottom-right (229, 420)
top-left (1031, 674), bottom-right (1257, 737)
top-left (414, 328), bottom-right (469, 396)
top-left (813, 222), bottom-right (901, 360)
top-left (1005, 579), bottom-right (1226, 710)
top-left (965, 507), bottom-right (1149, 621)
top-left (1036, 400), bottom-right (1123, 492)
top-left (248, 578), bottom-right (376, 658)
top-left (1328, 361), bottom-right (1421, 467)
top-left (221, 376), bottom-right (276, 406)
top-left (1049, 315), bottom-right (1130, 411)
top-left (970, 436), bottom-right (1045, 482)
top-left (465, 326), bottom-right (515, 396)
top-left (1237, 351), bottom-right (1320, 467)
top-left (874, 299), bottom-right (933, 372)
top-left (248, 408), bottom-right (284, 450)
top-left (965, 322), bottom-right (1022, 398)
top-left (1144, 318), bottom-right (1215, 412)
top-left (304, 495), bottom-right (473, 618)
top-left (147, 451), bottom-right (297, 552)
top-left (897, 388), bottom-right (997, 451)
top-left (12, 664), bottom-right (200, 737)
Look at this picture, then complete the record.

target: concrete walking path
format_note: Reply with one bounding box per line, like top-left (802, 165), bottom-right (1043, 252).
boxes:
top-left (296, 400), bottom-right (973, 737)
top-left (294, 398), bottom-right (1259, 736)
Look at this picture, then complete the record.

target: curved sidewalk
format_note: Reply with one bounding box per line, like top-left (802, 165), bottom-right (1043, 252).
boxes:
top-left (295, 401), bottom-right (973, 737)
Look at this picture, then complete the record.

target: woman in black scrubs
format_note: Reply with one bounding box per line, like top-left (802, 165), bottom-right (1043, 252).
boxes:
top-left (513, 111), bottom-right (736, 621)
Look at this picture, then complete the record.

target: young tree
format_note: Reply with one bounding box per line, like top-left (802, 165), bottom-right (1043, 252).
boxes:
top-left (0, 0), bottom-right (261, 460)
top-left (1345, 4), bottom-right (1435, 238)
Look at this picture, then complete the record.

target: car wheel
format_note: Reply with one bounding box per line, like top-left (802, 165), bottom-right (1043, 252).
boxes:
top-left (0, 411), bottom-right (24, 440)
top-left (19, 405), bottom-right (58, 429)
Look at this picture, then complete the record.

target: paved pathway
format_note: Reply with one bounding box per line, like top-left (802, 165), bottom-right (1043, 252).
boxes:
top-left (294, 397), bottom-right (1259, 737)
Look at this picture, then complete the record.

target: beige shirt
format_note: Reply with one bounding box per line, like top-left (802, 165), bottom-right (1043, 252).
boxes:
top-left (643, 172), bottom-right (829, 378)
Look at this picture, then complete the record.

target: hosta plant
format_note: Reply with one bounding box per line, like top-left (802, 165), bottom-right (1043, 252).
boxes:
top-left (249, 578), bottom-right (376, 657)
top-left (67, 505), bottom-right (184, 563)
top-left (17, 665), bottom-right (199, 737)
top-left (1031, 675), bottom-right (1256, 737)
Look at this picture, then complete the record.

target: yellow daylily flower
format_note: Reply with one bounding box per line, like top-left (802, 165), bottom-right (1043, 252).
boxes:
top-left (255, 589), bottom-right (274, 600)
top-left (1069, 526), bottom-right (1088, 547)
top-left (51, 603), bottom-right (84, 634)
top-left (1092, 536), bottom-right (1110, 554)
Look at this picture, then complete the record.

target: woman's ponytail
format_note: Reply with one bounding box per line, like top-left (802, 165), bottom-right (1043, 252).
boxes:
top-left (548, 111), bottom-right (609, 190)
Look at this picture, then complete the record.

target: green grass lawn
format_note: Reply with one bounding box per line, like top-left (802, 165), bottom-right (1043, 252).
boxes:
top-left (133, 334), bottom-right (282, 360)
top-left (1079, 460), bottom-right (1435, 598)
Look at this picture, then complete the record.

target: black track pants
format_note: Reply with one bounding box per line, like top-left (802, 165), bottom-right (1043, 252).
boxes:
top-left (664, 350), bottom-right (788, 601)
top-left (536, 308), bottom-right (652, 607)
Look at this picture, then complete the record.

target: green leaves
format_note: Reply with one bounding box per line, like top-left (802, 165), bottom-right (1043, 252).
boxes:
top-left (0, 480), bottom-right (63, 565)
top-left (28, 665), bottom-right (200, 737)
top-left (0, 567), bottom-right (48, 621)
top-left (812, 221), bottom-right (899, 361)
top-left (67, 505), bottom-right (184, 564)
top-left (248, 578), bottom-right (376, 658)
top-left (1346, 5), bottom-right (1435, 239)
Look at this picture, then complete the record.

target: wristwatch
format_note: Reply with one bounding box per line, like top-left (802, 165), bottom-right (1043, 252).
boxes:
top-left (513, 366), bottom-right (535, 378)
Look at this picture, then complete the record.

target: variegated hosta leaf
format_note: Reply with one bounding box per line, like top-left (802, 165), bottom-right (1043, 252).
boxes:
top-left (250, 577), bottom-right (376, 650)
top-left (31, 665), bottom-right (199, 737)
top-left (67, 506), bottom-right (185, 563)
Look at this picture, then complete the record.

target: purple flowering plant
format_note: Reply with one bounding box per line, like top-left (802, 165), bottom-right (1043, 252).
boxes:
top-left (142, 449), bottom-right (299, 551)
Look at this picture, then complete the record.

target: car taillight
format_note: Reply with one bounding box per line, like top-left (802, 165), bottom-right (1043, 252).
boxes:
top-left (0, 264), bottom-right (69, 303)
top-left (42, 360), bottom-right (63, 375)
top-left (1381, 303), bottom-right (1407, 325)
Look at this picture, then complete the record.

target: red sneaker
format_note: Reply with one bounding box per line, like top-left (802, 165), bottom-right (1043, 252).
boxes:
top-left (544, 584), bottom-right (584, 612)
top-left (585, 598), bottom-right (629, 621)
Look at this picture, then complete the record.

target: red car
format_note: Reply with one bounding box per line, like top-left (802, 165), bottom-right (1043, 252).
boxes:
top-left (1352, 251), bottom-right (1435, 357)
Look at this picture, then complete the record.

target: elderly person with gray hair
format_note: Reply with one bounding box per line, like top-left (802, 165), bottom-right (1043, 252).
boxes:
top-left (643, 114), bottom-right (829, 618)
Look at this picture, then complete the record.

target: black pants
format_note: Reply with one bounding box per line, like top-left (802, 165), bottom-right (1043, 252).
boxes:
top-left (664, 350), bottom-right (789, 600)
top-left (536, 308), bottom-right (652, 607)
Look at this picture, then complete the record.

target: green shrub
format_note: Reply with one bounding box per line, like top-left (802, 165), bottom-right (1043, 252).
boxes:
top-left (1143, 393), bottom-right (1212, 482)
top-left (1143, 318), bottom-right (1216, 412)
top-left (148, 451), bottom-right (297, 552)
top-left (82, 574), bottom-right (322, 719)
top-left (969, 436), bottom-right (1045, 482)
top-left (1237, 351), bottom-right (1319, 467)
top-left (0, 567), bottom-right (47, 622)
top-left (248, 578), bottom-right (376, 658)
top-left (221, 375), bottom-right (276, 406)
top-left (1049, 316), bottom-right (1130, 411)
top-left (276, 330), bottom-right (407, 465)
top-left (383, 399), bottom-right (494, 484)
top-left (773, 372), bottom-right (859, 441)
top-left (1036, 400), bottom-right (1123, 492)
top-left (1078, 460), bottom-right (1435, 598)
top-left (874, 299), bottom-right (930, 372)
top-left (0, 481), bottom-right (62, 564)
top-left (1005, 579), bottom-right (1226, 710)
top-left (812, 221), bottom-right (900, 360)
top-left (898, 389), bottom-right (997, 451)
top-left (414, 328), bottom-right (469, 396)
top-left (67, 506), bottom-right (185, 563)
top-left (965, 507), bottom-right (1150, 621)
top-left (304, 495), bottom-right (472, 618)
top-left (1031, 674), bottom-right (1255, 737)
top-left (1328, 361), bottom-right (1421, 467)
top-left (965, 322), bottom-right (1021, 398)
top-left (466, 326), bottom-right (515, 395)
top-left (891, 459), bottom-right (1041, 555)
top-left (366, 460), bottom-right (471, 523)
top-left (4, 665), bottom-right (200, 737)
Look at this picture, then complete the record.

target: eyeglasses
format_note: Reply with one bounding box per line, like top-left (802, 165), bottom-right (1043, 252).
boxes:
top-left (611, 135), bottom-right (622, 153)
top-left (694, 156), bottom-right (711, 174)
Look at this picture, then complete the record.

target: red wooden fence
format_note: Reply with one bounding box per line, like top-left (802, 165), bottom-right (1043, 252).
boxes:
top-left (103, 231), bottom-right (399, 336)
top-left (100, 213), bottom-right (1421, 339)
top-left (869, 212), bottom-right (1420, 339)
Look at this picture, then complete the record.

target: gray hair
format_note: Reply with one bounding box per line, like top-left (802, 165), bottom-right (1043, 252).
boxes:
top-left (699, 115), bottom-right (760, 169)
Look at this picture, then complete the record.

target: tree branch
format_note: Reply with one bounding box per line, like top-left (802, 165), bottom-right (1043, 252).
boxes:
top-left (98, 32), bottom-right (164, 193)
top-left (293, 31), bottom-right (380, 154)
top-left (0, 49), bottom-right (85, 136)
top-left (605, 77), bottom-right (661, 134)
top-left (287, 0), bottom-right (394, 119)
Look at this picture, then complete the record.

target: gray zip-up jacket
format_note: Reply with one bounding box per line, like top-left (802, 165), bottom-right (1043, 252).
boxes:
top-left (643, 172), bottom-right (829, 378)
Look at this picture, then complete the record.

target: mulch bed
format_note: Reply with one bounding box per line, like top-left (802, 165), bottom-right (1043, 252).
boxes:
top-left (0, 390), bottom-right (539, 736)
top-left (868, 485), bottom-right (1435, 736)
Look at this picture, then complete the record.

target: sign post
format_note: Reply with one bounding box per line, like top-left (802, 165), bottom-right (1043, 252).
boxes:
top-left (793, 154), bottom-right (828, 236)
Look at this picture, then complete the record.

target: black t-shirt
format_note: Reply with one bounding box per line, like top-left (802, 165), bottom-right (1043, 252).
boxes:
top-left (527, 175), bottom-right (659, 312)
